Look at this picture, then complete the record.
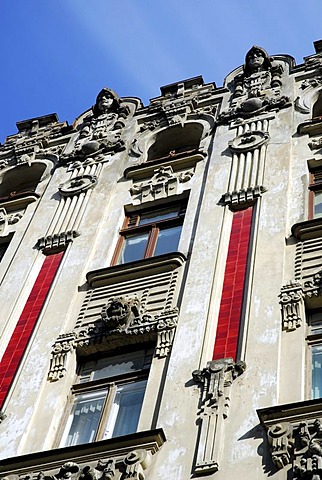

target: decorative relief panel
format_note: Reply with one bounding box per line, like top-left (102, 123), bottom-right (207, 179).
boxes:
top-left (48, 258), bottom-right (183, 380)
top-left (279, 281), bottom-right (305, 331)
top-left (0, 114), bottom-right (71, 169)
top-left (60, 88), bottom-right (132, 170)
top-left (37, 164), bottom-right (100, 253)
top-left (129, 166), bottom-right (193, 204)
top-left (0, 430), bottom-right (165, 480)
top-left (192, 358), bottom-right (246, 475)
top-left (58, 175), bottom-right (97, 196)
top-left (218, 46), bottom-right (290, 124)
top-left (259, 402), bottom-right (322, 479)
top-left (219, 119), bottom-right (269, 208)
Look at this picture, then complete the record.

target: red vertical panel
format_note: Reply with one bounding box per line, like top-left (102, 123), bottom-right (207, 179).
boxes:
top-left (213, 207), bottom-right (253, 361)
top-left (0, 251), bottom-right (64, 409)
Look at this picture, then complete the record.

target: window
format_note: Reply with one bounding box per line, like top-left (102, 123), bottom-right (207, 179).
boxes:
top-left (60, 349), bottom-right (153, 446)
top-left (308, 170), bottom-right (322, 219)
top-left (112, 204), bottom-right (186, 265)
top-left (307, 312), bottom-right (322, 399)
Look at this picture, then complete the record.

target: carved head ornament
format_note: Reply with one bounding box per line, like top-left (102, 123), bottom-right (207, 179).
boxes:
top-left (93, 88), bottom-right (120, 117)
top-left (244, 46), bottom-right (272, 76)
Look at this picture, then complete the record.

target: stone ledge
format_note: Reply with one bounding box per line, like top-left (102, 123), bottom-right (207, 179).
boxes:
top-left (291, 217), bottom-right (322, 240)
top-left (0, 429), bottom-right (166, 476)
top-left (87, 252), bottom-right (187, 288)
top-left (258, 397), bottom-right (322, 427)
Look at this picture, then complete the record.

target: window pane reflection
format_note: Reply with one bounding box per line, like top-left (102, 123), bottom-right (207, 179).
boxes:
top-left (312, 345), bottom-right (322, 399)
top-left (315, 192), bottom-right (322, 218)
top-left (119, 233), bottom-right (149, 264)
top-left (64, 390), bottom-right (107, 446)
top-left (154, 225), bottom-right (182, 256)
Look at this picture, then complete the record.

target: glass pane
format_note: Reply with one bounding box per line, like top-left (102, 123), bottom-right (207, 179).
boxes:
top-left (314, 192), bottom-right (322, 218)
top-left (118, 233), bottom-right (149, 264)
top-left (62, 390), bottom-right (107, 446)
top-left (79, 350), bottom-right (153, 383)
top-left (312, 346), bottom-right (322, 399)
top-left (103, 380), bottom-right (147, 439)
top-left (154, 225), bottom-right (182, 256)
top-left (139, 207), bottom-right (180, 225)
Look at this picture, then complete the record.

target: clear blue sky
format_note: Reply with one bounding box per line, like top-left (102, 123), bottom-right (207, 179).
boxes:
top-left (1, 0), bottom-right (322, 142)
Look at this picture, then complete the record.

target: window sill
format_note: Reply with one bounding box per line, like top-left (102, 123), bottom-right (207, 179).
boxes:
top-left (298, 118), bottom-right (322, 136)
top-left (0, 193), bottom-right (39, 213)
top-left (0, 429), bottom-right (166, 477)
top-left (291, 217), bottom-right (322, 241)
top-left (87, 252), bottom-right (187, 288)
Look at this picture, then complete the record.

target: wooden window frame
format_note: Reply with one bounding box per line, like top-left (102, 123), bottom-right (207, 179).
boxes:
top-left (308, 170), bottom-right (322, 219)
top-left (111, 204), bottom-right (186, 265)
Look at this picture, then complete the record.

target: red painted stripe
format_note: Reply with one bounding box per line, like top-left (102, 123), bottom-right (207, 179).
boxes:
top-left (213, 207), bottom-right (253, 361)
top-left (0, 251), bottom-right (64, 409)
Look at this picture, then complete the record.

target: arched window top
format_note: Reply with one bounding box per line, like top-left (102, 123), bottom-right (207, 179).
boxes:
top-left (147, 123), bottom-right (203, 161)
top-left (0, 162), bottom-right (47, 200)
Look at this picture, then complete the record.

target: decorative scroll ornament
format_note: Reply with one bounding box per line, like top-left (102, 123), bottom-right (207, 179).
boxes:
top-left (267, 422), bottom-right (294, 469)
top-left (58, 175), bottom-right (97, 196)
top-left (130, 166), bottom-right (193, 204)
top-left (48, 333), bottom-right (76, 382)
top-left (279, 281), bottom-right (304, 331)
top-left (304, 271), bottom-right (322, 299)
top-left (265, 418), bottom-right (322, 478)
top-left (5, 445), bottom-right (159, 480)
top-left (123, 449), bottom-right (151, 480)
top-left (219, 186), bottom-right (267, 209)
top-left (37, 230), bottom-right (80, 253)
top-left (309, 137), bottom-right (322, 151)
top-left (43, 462), bottom-right (80, 480)
top-left (192, 358), bottom-right (246, 474)
top-left (228, 130), bottom-right (269, 152)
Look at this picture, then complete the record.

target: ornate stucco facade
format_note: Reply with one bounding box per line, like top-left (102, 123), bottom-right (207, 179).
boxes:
top-left (2, 40), bottom-right (322, 479)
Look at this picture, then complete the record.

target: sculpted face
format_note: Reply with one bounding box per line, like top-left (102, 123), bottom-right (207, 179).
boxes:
top-left (98, 93), bottom-right (114, 113)
top-left (248, 50), bottom-right (265, 70)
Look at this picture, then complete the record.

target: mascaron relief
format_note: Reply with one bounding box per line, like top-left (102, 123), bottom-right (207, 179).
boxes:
top-left (218, 46), bottom-right (290, 123)
top-left (48, 297), bottom-right (178, 381)
top-left (60, 88), bottom-right (130, 168)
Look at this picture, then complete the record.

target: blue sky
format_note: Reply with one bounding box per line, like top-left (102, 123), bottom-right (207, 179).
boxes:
top-left (1, 1), bottom-right (322, 142)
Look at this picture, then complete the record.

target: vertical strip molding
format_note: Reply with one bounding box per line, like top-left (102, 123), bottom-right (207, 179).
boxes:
top-left (0, 250), bottom-right (64, 410)
top-left (213, 206), bottom-right (253, 361)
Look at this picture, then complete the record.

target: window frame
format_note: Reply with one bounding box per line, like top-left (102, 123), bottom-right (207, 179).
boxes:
top-left (59, 349), bottom-right (153, 447)
top-left (308, 170), bottom-right (322, 219)
top-left (306, 310), bottom-right (322, 399)
top-left (111, 203), bottom-right (186, 266)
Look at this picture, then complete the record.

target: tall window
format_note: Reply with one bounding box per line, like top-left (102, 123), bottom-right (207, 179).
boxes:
top-left (308, 312), bottom-right (322, 399)
top-left (309, 170), bottom-right (322, 219)
top-left (112, 204), bottom-right (186, 265)
top-left (60, 349), bottom-right (153, 446)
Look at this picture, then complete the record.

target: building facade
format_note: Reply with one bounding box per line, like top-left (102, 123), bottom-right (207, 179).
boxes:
top-left (1, 40), bottom-right (322, 479)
